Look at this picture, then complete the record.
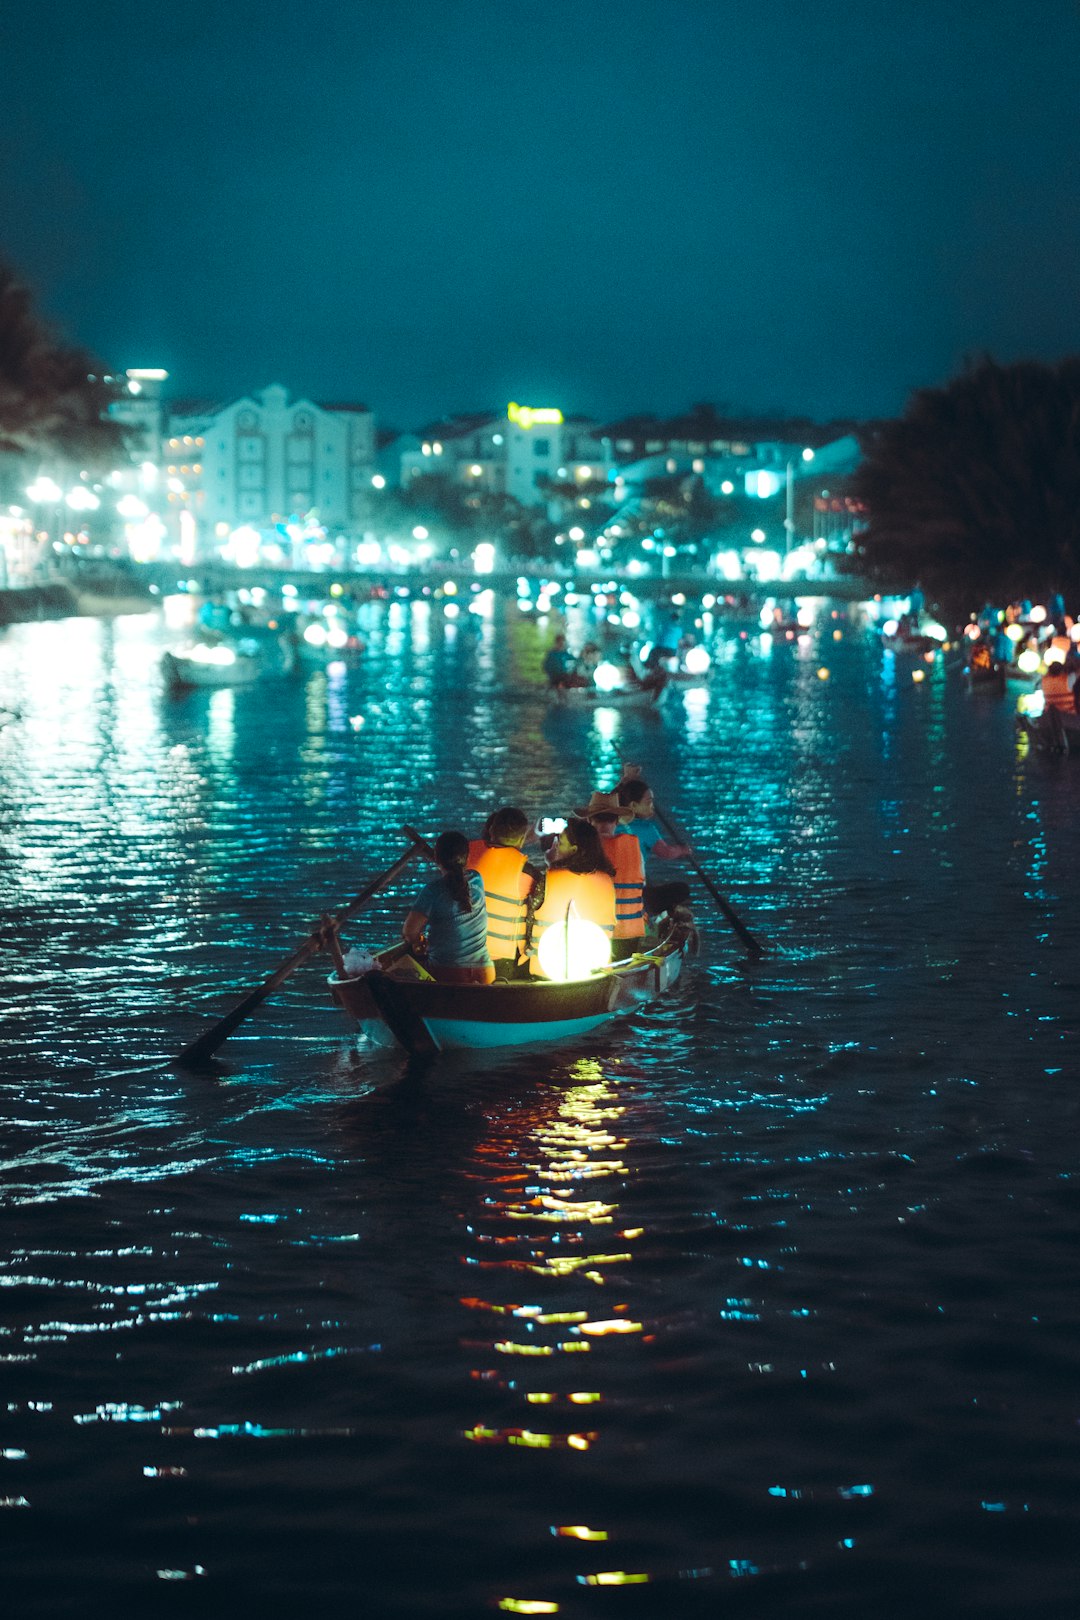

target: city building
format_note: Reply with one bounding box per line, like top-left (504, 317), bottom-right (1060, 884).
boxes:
top-left (166, 384), bottom-right (376, 539)
top-left (398, 404), bottom-right (613, 509)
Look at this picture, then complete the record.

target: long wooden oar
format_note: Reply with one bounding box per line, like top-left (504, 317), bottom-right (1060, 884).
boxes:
top-left (175, 836), bottom-right (427, 1066)
top-left (651, 798), bottom-right (765, 959)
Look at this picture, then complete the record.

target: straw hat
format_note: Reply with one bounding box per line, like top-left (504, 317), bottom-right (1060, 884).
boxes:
top-left (574, 789), bottom-right (633, 822)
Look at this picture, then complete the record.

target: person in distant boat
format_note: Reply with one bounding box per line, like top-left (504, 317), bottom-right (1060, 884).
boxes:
top-left (542, 633), bottom-right (587, 689)
top-left (616, 777), bottom-right (693, 920)
top-left (574, 790), bottom-right (646, 958)
top-left (1037, 657), bottom-right (1079, 751)
top-left (468, 806), bottom-right (546, 978)
top-left (646, 610), bottom-right (681, 669)
top-left (529, 816), bottom-right (615, 976)
top-left (402, 830), bottom-right (495, 985)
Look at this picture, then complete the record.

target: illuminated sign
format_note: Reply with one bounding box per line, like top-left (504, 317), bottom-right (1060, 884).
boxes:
top-left (508, 402), bottom-right (564, 429)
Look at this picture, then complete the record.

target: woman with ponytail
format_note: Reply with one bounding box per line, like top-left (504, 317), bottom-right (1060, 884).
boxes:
top-left (402, 830), bottom-right (495, 985)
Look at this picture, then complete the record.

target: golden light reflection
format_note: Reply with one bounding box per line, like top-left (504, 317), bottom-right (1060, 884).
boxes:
top-left (461, 1059), bottom-right (655, 1611)
top-left (498, 1600), bottom-right (560, 1614)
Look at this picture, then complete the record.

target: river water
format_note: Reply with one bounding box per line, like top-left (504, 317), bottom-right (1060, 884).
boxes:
top-left (0, 593), bottom-right (1077, 1618)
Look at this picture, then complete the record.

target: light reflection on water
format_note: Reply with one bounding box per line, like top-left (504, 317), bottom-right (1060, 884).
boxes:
top-left (1, 599), bottom-right (1079, 1615)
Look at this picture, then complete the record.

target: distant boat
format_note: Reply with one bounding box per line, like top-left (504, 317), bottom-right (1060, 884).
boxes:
top-left (163, 641), bottom-right (262, 690)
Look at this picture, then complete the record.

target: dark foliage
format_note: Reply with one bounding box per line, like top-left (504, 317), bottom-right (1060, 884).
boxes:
top-left (0, 259), bottom-right (125, 466)
top-left (852, 356), bottom-right (1080, 600)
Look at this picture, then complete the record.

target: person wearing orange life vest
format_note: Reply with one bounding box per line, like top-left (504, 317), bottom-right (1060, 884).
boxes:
top-left (574, 790), bottom-right (646, 959)
top-left (529, 817), bottom-right (615, 977)
top-left (467, 805), bottom-right (546, 978)
top-left (1036, 655), bottom-right (1080, 751)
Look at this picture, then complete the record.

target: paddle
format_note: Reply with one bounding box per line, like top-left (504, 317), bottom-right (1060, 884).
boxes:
top-left (175, 835), bottom-right (428, 1066)
top-left (650, 798), bottom-right (765, 959)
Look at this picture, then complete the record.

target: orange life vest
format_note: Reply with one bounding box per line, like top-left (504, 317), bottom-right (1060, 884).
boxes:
top-left (467, 840), bottom-right (534, 961)
top-left (1041, 668), bottom-right (1076, 714)
top-left (530, 867), bottom-right (615, 977)
top-left (606, 830), bottom-right (645, 939)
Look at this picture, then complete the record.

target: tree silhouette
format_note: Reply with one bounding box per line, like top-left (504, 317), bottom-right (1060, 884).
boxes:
top-left (0, 259), bottom-right (125, 466)
top-left (852, 356), bottom-right (1080, 600)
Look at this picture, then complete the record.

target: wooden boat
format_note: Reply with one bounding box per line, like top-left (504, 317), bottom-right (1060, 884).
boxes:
top-left (962, 659), bottom-right (1006, 692)
top-left (551, 672), bottom-right (668, 708)
top-left (163, 641), bottom-right (262, 689)
top-left (328, 920), bottom-right (695, 1053)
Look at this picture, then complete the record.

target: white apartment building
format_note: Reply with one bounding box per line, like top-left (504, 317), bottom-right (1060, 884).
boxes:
top-left (399, 404), bottom-right (613, 508)
top-left (166, 384), bottom-right (375, 535)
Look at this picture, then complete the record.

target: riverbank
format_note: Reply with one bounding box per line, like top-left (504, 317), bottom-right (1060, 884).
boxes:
top-left (0, 573), bottom-right (157, 626)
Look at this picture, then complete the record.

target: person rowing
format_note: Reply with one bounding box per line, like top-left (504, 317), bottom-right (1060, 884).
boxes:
top-left (402, 830), bottom-right (495, 985)
top-left (616, 776), bottom-right (693, 922)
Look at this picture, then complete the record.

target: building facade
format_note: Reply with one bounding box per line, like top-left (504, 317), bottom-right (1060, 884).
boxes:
top-left (398, 404), bottom-right (613, 508)
top-left (166, 384), bottom-right (375, 536)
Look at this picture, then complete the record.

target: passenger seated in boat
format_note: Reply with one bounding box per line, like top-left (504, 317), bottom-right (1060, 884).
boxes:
top-left (402, 830), bottom-right (496, 986)
top-left (1036, 659), bottom-right (1080, 751)
top-left (529, 817), bottom-right (615, 978)
top-left (468, 806), bottom-right (546, 979)
top-left (616, 777), bottom-right (693, 920)
top-left (542, 633), bottom-right (588, 689)
top-left (575, 790), bottom-right (646, 960)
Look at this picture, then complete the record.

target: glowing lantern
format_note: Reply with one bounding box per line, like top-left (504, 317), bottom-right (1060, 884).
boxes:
top-left (1005, 624), bottom-right (1024, 642)
top-left (1017, 648), bottom-right (1042, 674)
top-left (537, 915), bottom-right (612, 981)
top-left (817, 666), bottom-right (830, 680)
top-left (303, 623), bottom-right (328, 647)
top-left (911, 669), bottom-right (925, 683)
top-left (592, 661), bottom-right (624, 692)
top-left (882, 618), bottom-right (899, 636)
top-left (683, 645), bottom-right (711, 675)
top-left (190, 643), bottom-right (237, 666)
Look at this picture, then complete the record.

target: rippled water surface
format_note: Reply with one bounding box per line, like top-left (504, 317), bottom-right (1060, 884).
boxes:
top-left (1, 597), bottom-right (1078, 1618)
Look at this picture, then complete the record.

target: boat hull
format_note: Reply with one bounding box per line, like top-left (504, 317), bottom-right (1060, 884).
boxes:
top-left (163, 650), bottom-right (262, 688)
top-left (329, 926), bottom-right (691, 1053)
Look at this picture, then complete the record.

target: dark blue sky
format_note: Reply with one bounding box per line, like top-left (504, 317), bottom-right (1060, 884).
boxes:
top-left (4, 0), bottom-right (1078, 427)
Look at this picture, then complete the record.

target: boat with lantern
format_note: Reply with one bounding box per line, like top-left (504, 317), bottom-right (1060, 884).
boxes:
top-left (550, 660), bottom-right (669, 708)
top-left (162, 640), bottom-right (263, 689)
top-left (328, 915), bottom-right (695, 1054)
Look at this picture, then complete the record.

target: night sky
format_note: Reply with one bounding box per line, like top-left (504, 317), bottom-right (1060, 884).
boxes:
top-left (3, 0), bottom-right (1078, 427)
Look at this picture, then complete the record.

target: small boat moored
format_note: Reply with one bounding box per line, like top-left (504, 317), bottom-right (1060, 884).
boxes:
top-left (163, 641), bottom-right (262, 689)
top-left (329, 918), bottom-right (695, 1054)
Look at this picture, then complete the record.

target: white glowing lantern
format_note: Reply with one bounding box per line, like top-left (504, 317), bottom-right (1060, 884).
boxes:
top-left (190, 643), bottom-right (237, 666)
top-left (1018, 690), bottom-right (1045, 717)
top-left (326, 628), bottom-right (349, 650)
top-left (537, 914), bottom-right (612, 981)
top-left (683, 645), bottom-right (711, 675)
top-left (1017, 648), bottom-right (1042, 674)
top-left (473, 542), bottom-right (496, 574)
top-left (796, 603), bottom-right (816, 628)
top-left (1005, 624), bottom-right (1025, 643)
top-left (922, 619), bottom-right (948, 641)
top-left (303, 623), bottom-right (328, 647)
top-left (1029, 605), bottom-right (1047, 623)
top-left (1043, 645), bottom-right (1066, 666)
top-left (882, 618), bottom-right (899, 637)
top-left (117, 494), bottom-right (149, 520)
top-left (593, 661), bottom-right (624, 692)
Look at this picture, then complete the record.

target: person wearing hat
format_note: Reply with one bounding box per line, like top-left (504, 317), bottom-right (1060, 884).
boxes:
top-left (575, 790), bottom-right (646, 957)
